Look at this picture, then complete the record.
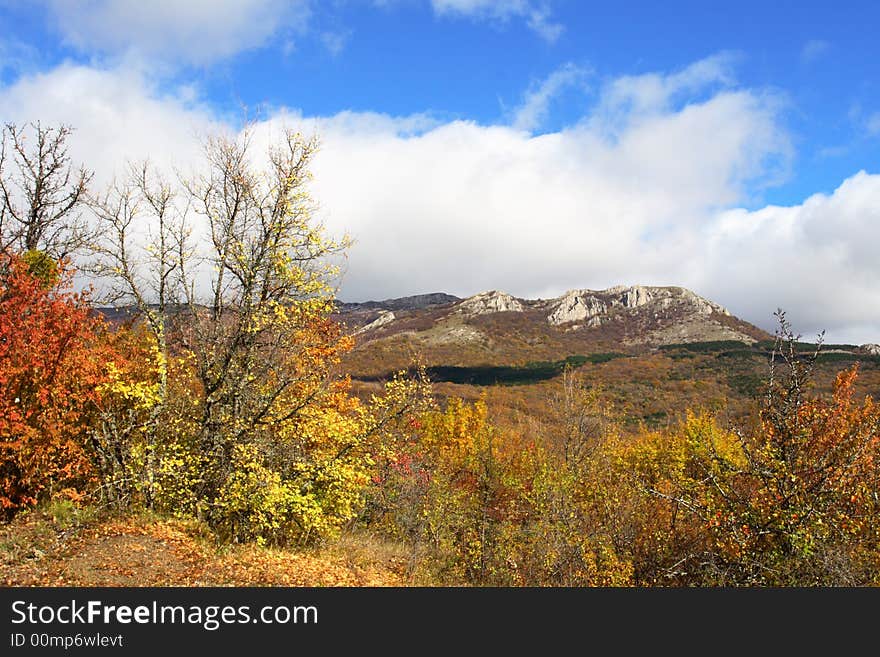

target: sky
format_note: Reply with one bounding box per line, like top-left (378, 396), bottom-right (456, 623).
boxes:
top-left (0, 0), bottom-right (879, 343)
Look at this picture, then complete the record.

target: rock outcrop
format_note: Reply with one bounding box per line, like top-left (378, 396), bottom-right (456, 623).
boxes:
top-left (354, 310), bottom-right (395, 334)
top-left (861, 343), bottom-right (880, 356)
top-left (457, 290), bottom-right (524, 316)
top-left (338, 283), bottom-right (762, 349)
top-left (547, 290), bottom-right (607, 326)
top-left (606, 284), bottom-right (655, 309)
top-left (677, 288), bottom-right (730, 316)
top-left (547, 285), bottom-right (729, 326)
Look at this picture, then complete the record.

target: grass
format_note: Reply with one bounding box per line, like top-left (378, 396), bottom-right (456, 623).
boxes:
top-left (1, 502), bottom-right (409, 587)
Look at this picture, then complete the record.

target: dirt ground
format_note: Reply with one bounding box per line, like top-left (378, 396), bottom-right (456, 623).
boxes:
top-left (1, 509), bottom-right (407, 587)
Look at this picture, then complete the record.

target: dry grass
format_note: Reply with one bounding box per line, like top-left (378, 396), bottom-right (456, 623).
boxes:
top-left (1, 505), bottom-right (409, 587)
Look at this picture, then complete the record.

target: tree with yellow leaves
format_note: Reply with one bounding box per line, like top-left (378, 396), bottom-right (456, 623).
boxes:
top-left (89, 127), bottom-right (420, 544)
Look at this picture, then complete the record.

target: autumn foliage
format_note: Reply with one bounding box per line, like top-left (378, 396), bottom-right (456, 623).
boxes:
top-left (619, 362), bottom-right (880, 585)
top-left (3, 240), bottom-right (879, 586)
top-left (0, 253), bottom-right (111, 517)
top-left (2, 122), bottom-right (879, 587)
top-left (365, 347), bottom-right (880, 586)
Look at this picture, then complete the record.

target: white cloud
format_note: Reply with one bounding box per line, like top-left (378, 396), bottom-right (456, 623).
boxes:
top-left (848, 103), bottom-right (880, 140)
top-left (431, 0), bottom-right (563, 42)
top-left (591, 53), bottom-right (738, 131)
top-left (2, 57), bottom-right (878, 343)
top-left (512, 62), bottom-right (588, 132)
top-left (35, 1), bottom-right (561, 64)
top-left (41, 0), bottom-right (310, 65)
top-left (320, 30), bottom-right (351, 57)
top-left (523, 4), bottom-right (563, 42)
top-left (700, 172), bottom-right (880, 342)
top-left (801, 39), bottom-right (829, 63)
top-left (0, 37), bottom-right (42, 78)
top-left (302, 78), bottom-right (792, 307)
top-left (0, 64), bottom-right (219, 182)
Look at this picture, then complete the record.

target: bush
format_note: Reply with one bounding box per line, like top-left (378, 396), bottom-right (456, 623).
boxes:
top-left (0, 253), bottom-right (112, 518)
top-left (625, 313), bottom-right (880, 585)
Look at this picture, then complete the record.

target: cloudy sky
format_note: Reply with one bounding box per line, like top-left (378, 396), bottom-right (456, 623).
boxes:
top-left (1, 1), bottom-right (879, 342)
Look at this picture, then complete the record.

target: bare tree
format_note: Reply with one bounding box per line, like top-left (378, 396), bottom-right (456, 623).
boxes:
top-left (89, 162), bottom-right (187, 506)
top-left (91, 161), bottom-right (184, 345)
top-left (91, 126), bottom-right (352, 510)
top-left (177, 128), bottom-right (349, 492)
top-left (550, 368), bottom-right (613, 468)
top-left (0, 122), bottom-right (94, 260)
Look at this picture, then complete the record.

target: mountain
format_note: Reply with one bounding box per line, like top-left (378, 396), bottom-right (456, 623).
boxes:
top-left (96, 286), bottom-right (761, 348)
top-left (335, 285), bottom-right (880, 428)
top-left (86, 285), bottom-right (880, 430)
top-left (335, 284), bottom-right (767, 358)
top-left (337, 292), bottom-right (460, 313)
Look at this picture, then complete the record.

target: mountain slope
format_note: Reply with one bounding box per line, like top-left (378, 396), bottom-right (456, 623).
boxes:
top-left (335, 285), bottom-right (880, 430)
top-left (335, 285), bottom-right (769, 370)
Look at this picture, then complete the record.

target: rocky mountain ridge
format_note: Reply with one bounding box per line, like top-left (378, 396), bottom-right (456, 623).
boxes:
top-left (337, 284), bottom-right (761, 348)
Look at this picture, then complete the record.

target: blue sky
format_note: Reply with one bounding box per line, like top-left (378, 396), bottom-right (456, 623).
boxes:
top-left (4, 1), bottom-right (879, 205)
top-left (1, 1), bottom-right (879, 341)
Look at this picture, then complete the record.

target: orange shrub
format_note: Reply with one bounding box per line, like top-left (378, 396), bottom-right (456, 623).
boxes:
top-left (0, 253), bottom-right (114, 517)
